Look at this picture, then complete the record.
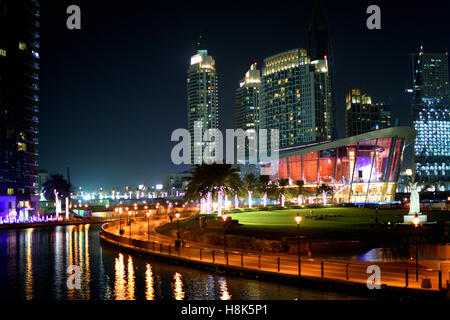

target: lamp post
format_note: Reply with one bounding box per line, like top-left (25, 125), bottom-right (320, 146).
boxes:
top-left (128, 209), bottom-right (132, 239)
top-left (222, 213), bottom-right (228, 253)
top-left (146, 211), bottom-right (151, 241)
top-left (117, 207), bottom-right (124, 235)
top-left (175, 212), bottom-right (180, 240)
top-left (412, 213), bottom-right (420, 282)
top-left (295, 213), bottom-right (302, 276)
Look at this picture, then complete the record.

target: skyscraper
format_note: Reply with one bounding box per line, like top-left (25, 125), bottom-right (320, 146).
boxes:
top-left (235, 63), bottom-right (260, 175)
top-left (259, 48), bottom-right (333, 149)
top-left (345, 89), bottom-right (392, 137)
top-left (235, 63), bottom-right (260, 133)
top-left (410, 46), bottom-right (450, 188)
top-left (187, 47), bottom-right (218, 165)
top-left (0, 0), bottom-right (40, 220)
top-left (308, 0), bottom-right (336, 138)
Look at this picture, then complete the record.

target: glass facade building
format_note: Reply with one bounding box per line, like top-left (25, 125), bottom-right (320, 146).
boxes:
top-left (269, 127), bottom-right (416, 203)
top-left (187, 49), bottom-right (218, 165)
top-left (410, 47), bottom-right (450, 188)
top-left (0, 0), bottom-right (40, 219)
top-left (260, 48), bottom-right (334, 149)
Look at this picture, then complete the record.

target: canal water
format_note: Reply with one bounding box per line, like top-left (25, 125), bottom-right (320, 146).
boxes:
top-left (0, 225), bottom-right (362, 300)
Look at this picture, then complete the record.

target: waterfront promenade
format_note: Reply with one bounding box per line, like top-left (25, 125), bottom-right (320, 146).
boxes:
top-left (100, 213), bottom-right (450, 299)
top-left (0, 216), bottom-right (118, 230)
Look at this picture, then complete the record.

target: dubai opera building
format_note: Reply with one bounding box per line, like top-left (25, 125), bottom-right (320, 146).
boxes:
top-left (269, 127), bottom-right (416, 203)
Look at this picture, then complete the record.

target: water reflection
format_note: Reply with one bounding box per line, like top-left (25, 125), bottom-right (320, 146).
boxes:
top-left (172, 272), bottom-right (184, 300)
top-left (127, 256), bottom-right (135, 300)
top-left (218, 277), bottom-right (231, 300)
top-left (145, 263), bottom-right (155, 300)
top-left (0, 225), bottom-right (368, 300)
top-left (25, 228), bottom-right (33, 300)
top-left (114, 253), bottom-right (126, 300)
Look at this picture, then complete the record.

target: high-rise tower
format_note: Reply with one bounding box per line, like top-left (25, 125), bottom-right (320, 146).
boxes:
top-left (260, 48), bottom-right (333, 149)
top-left (410, 46), bottom-right (450, 188)
top-left (235, 63), bottom-right (260, 132)
top-left (345, 89), bottom-right (392, 137)
top-left (235, 63), bottom-right (261, 175)
top-left (308, 0), bottom-right (336, 138)
top-left (187, 43), bottom-right (218, 165)
top-left (0, 0), bottom-right (40, 220)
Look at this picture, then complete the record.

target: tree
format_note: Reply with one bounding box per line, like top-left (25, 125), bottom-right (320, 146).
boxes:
top-left (242, 174), bottom-right (259, 208)
top-left (258, 175), bottom-right (271, 207)
top-left (184, 164), bottom-right (239, 215)
top-left (276, 178), bottom-right (290, 207)
top-left (316, 183), bottom-right (333, 205)
top-left (43, 174), bottom-right (73, 219)
top-left (294, 180), bottom-right (308, 205)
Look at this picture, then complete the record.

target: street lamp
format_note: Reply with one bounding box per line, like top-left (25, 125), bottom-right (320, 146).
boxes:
top-left (128, 210), bottom-right (132, 239)
top-left (412, 213), bottom-right (421, 281)
top-left (118, 207), bottom-right (124, 235)
top-left (222, 213), bottom-right (228, 253)
top-left (146, 211), bottom-right (151, 241)
top-left (175, 212), bottom-right (180, 240)
top-left (295, 213), bottom-right (302, 276)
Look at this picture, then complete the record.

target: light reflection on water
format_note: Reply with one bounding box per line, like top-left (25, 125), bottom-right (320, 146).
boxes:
top-left (0, 225), bottom-right (363, 300)
top-left (321, 244), bottom-right (450, 262)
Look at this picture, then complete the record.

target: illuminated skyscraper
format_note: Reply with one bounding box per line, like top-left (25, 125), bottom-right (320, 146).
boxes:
top-left (187, 47), bottom-right (218, 165)
top-left (345, 89), bottom-right (392, 137)
top-left (411, 46), bottom-right (450, 188)
top-left (235, 63), bottom-right (260, 133)
top-left (0, 0), bottom-right (40, 219)
top-left (308, 0), bottom-right (336, 138)
top-left (235, 63), bottom-right (261, 175)
top-left (260, 48), bottom-right (333, 149)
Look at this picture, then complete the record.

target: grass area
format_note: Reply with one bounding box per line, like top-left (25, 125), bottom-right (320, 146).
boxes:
top-left (158, 206), bottom-right (450, 243)
top-left (227, 207), bottom-right (450, 242)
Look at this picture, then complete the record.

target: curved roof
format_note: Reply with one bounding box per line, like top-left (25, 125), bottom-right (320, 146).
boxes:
top-left (279, 126), bottom-right (416, 158)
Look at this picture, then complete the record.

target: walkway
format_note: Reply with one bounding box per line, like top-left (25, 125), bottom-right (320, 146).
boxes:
top-left (101, 214), bottom-right (450, 296)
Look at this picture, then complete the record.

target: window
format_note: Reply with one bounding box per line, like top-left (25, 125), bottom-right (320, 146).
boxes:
top-left (0, 49), bottom-right (6, 57)
top-left (19, 42), bottom-right (27, 51)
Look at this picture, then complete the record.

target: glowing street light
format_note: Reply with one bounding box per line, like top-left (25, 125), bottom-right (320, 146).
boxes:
top-left (175, 212), bottom-right (180, 240)
top-left (295, 213), bottom-right (302, 276)
top-left (118, 207), bottom-right (124, 235)
top-left (146, 211), bottom-right (151, 241)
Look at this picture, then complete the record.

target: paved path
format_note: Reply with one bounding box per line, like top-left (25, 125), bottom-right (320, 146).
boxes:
top-left (104, 215), bottom-right (449, 293)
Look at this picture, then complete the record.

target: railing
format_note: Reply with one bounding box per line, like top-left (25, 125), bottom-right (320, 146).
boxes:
top-left (100, 221), bottom-right (449, 292)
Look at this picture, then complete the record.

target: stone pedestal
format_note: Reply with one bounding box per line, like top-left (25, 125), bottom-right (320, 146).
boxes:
top-left (403, 214), bottom-right (428, 223)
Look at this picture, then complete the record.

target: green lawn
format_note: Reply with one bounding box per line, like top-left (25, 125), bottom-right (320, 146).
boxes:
top-left (157, 207), bottom-right (450, 243)
top-left (226, 207), bottom-right (449, 242)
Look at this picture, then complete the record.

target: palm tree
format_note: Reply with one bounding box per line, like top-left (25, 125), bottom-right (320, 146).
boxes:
top-left (258, 175), bottom-right (271, 207)
top-left (242, 174), bottom-right (259, 208)
top-left (294, 180), bottom-right (308, 205)
top-left (184, 164), bottom-right (239, 215)
top-left (277, 178), bottom-right (290, 207)
top-left (43, 174), bottom-right (73, 219)
top-left (316, 183), bottom-right (333, 205)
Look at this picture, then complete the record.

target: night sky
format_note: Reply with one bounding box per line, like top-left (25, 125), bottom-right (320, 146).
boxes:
top-left (37, 0), bottom-right (450, 190)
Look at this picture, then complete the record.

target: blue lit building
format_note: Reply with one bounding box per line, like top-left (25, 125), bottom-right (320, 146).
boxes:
top-left (411, 46), bottom-right (450, 189)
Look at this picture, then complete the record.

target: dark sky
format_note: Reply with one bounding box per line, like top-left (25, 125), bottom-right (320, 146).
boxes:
top-left (37, 0), bottom-right (450, 190)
